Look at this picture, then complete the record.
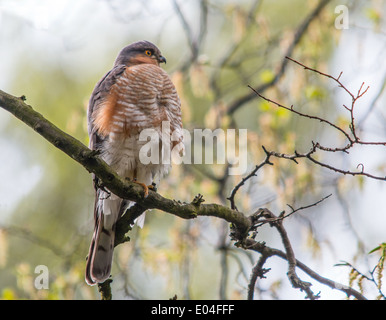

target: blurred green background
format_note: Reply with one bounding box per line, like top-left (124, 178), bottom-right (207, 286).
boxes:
top-left (0, 0), bottom-right (385, 299)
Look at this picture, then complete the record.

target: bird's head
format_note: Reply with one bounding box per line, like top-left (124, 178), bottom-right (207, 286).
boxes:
top-left (114, 40), bottom-right (167, 67)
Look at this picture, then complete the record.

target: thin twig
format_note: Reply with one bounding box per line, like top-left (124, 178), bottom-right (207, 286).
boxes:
top-left (276, 194), bottom-right (332, 223)
top-left (248, 84), bottom-right (353, 142)
top-left (285, 56), bottom-right (356, 99)
top-left (247, 56), bottom-right (386, 181)
top-left (259, 208), bottom-right (318, 299)
top-left (244, 239), bottom-right (367, 300)
top-left (227, 148), bottom-right (273, 210)
top-left (247, 253), bottom-right (270, 300)
top-left (337, 260), bottom-right (386, 300)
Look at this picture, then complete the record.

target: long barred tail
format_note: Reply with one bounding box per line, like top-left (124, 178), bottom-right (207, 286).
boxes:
top-left (85, 189), bottom-right (122, 285)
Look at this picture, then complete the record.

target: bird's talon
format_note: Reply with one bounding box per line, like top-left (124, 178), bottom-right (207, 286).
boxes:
top-left (131, 180), bottom-right (149, 198)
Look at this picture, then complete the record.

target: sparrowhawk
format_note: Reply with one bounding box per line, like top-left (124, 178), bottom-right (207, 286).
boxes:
top-left (85, 40), bottom-right (183, 285)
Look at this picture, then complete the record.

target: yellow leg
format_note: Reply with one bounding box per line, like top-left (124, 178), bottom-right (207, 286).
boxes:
top-left (132, 180), bottom-right (149, 198)
top-left (131, 180), bottom-right (157, 198)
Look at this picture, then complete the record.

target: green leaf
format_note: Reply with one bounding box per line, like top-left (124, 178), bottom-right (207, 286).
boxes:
top-left (369, 242), bottom-right (386, 254)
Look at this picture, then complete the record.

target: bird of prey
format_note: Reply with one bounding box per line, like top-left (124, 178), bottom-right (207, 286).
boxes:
top-left (85, 40), bottom-right (183, 285)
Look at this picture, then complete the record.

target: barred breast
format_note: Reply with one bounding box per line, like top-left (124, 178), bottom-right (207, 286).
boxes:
top-left (92, 63), bottom-right (182, 180)
top-left (93, 64), bottom-right (182, 139)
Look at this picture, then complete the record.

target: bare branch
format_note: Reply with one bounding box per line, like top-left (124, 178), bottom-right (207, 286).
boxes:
top-left (243, 239), bottom-right (367, 300)
top-left (247, 84), bottom-right (353, 142)
top-left (282, 194), bottom-right (332, 222)
top-left (247, 252), bottom-right (270, 300)
top-left (285, 56), bottom-right (356, 99)
top-left (227, 147), bottom-right (273, 211)
top-left (336, 259), bottom-right (386, 300)
top-left (247, 57), bottom-right (386, 181)
top-left (258, 208), bottom-right (318, 299)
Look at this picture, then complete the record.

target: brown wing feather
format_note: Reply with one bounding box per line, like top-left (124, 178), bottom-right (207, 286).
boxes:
top-left (87, 64), bottom-right (126, 150)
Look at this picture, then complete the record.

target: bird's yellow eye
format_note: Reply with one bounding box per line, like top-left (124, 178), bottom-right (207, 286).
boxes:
top-left (145, 50), bottom-right (152, 56)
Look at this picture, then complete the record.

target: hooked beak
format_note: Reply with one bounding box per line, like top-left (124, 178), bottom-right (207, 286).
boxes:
top-left (158, 55), bottom-right (167, 64)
